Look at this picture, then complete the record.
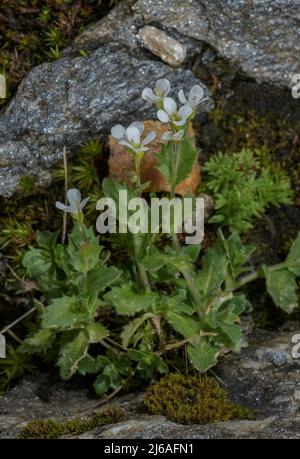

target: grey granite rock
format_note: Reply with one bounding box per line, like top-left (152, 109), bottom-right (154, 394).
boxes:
top-left (132, 0), bottom-right (300, 88)
top-left (1, 328), bottom-right (300, 439)
top-left (0, 45), bottom-right (211, 198)
top-left (1, 0), bottom-right (299, 197)
top-left (76, 0), bottom-right (300, 89)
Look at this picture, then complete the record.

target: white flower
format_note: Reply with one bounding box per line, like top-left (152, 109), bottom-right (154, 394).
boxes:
top-left (56, 189), bottom-right (89, 214)
top-left (111, 122), bottom-right (156, 154)
top-left (178, 85), bottom-right (207, 108)
top-left (161, 129), bottom-right (184, 142)
top-left (142, 79), bottom-right (170, 106)
top-left (157, 97), bottom-right (193, 127)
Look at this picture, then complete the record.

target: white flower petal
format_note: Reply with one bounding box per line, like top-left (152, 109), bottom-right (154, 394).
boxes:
top-left (157, 109), bottom-right (170, 123)
top-left (111, 124), bottom-right (125, 139)
top-left (79, 197), bottom-right (90, 211)
top-left (155, 79), bottom-right (170, 97)
top-left (119, 140), bottom-right (135, 150)
top-left (67, 188), bottom-right (81, 205)
top-left (163, 97), bottom-right (177, 115)
top-left (126, 126), bottom-right (141, 145)
top-left (140, 146), bottom-right (149, 152)
top-left (179, 104), bottom-right (193, 120)
top-left (142, 87), bottom-right (159, 104)
top-left (142, 130), bottom-right (156, 146)
top-left (130, 121), bottom-right (144, 134)
top-left (56, 202), bottom-right (74, 213)
top-left (178, 89), bottom-right (187, 104)
top-left (189, 85), bottom-right (205, 106)
top-left (161, 131), bottom-right (172, 141)
top-left (173, 119), bottom-right (187, 127)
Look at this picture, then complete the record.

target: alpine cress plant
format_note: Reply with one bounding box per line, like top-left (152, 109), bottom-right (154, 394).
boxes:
top-left (19, 79), bottom-right (300, 397)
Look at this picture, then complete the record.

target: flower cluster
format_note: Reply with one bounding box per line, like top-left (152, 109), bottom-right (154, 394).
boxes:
top-left (111, 122), bottom-right (156, 155)
top-left (143, 79), bottom-right (208, 140)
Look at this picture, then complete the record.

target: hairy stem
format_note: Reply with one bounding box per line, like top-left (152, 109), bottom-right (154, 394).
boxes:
top-left (234, 261), bottom-right (287, 291)
top-left (159, 331), bottom-right (217, 354)
top-left (169, 140), bottom-right (203, 316)
top-left (137, 261), bottom-right (151, 292)
top-left (171, 142), bottom-right (180, 195)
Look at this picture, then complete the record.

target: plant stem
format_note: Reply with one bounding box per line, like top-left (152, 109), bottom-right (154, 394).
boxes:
top-left (169, 140), bottom-right (203, 316)
top-left (234, 270), bottom-right (259, 290)
top-left (159, 331), bottom-right (217, 354)
top-left (171, 142), bottom-right (180, 195)
top-left (0, 306), bottom-right (36, 335)
top-left (135, 156), bottom-right (142, 189)
top-left (62, 146), bottom-right (68, 245)
top-left (234, 262), bottom-right (287, 291)
top-left (137, 261), bottom-right (151, 292)
top-left (133, 155), bottom-right (152, 293)
top-left (181, 266), bottom-right (203, 317)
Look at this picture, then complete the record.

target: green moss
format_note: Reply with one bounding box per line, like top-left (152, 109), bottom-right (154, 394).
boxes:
top-left (19, 176), bottom-right (37, 196)
top-left (18, 407), bottom-right (120, 439)
top-left (144, 373), bottom-right (254, 425)
top-left (0, 1), bottom-right (118, 107)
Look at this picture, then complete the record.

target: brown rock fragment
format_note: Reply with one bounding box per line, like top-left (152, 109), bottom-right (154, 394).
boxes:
top-left (108, 120), bottom-right (201, 195)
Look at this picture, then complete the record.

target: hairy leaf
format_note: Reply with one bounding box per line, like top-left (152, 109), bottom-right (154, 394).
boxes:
top-left (188, 339), bottom-right (219, 373)
top-left (57, 331), bottom-right (89, 380)
top-left (121, 313), bottom-right (153, 348)
top-left (22, 249), bottom-right (52, 277)
top-left (166, 312), bottom-right (200, 339)
top-left (285, 232), bottom-right (300, 276)
top-left (105, 284), bottom-right (158, 316)
top-left (20, 329), bottom-right (55, 354)
top-left (86, 323), bottom-right (108, 343)
top-left (42, 296), bottom-right (90, 330)
top-left (263, 267), bottom-right (298, 313)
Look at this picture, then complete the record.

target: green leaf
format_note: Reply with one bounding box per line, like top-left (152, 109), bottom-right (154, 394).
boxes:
top-left (263, 267), bottom-right (298, 313)
top-left (164, 290), bottom-right (195, 315)
top-left (182, 244), bottom-right (201, 262)
top-left (156, 142), bottom-right (173, 184)
top-left (36, 231), bottom-right (59, 251)
top-left (187, 339), bottom-right (219, 373)
top-left (105, 284), bottom-right (158, 316)
top-left (128, 350), bottom-right (168, 379)
top-left (143, 250), bottom-right (169, 273)
top-left (57, 331), bottom-right (89, 380)
top-left (86, 323), bottom-right (108, 343)
top-left (121, 313), bottom-right (153, 348)
top-left (176, 134), bottom-right (199, 185)
top-left (22, 249), bottom-right (52, 277)
top-left (102, 178), bottom-right (136, 203)
top-left (218, 322), bottom-right (241, 345)
top-left (166, 312), bottom-right (200, 339)
top-left (156, 133), bottom-right (198, 186)
top-left (67, 241), bottom-right (101, 273)
top-left (20, 329), bottom-right (55, 354)
top-left (42, 296), bottom-right (90, 330)
top-left (79, 265), bottom-right (121, 297)
top-left (93, 375), bottom-right (111, 396)
top-left (93, 358), bottom-right (127, 395)
top-left (218, 295), bottom-right (249, 318)
top-left (77, 355), bottom-right (103, 375)
top-left (197, 245), bottom-right (228, 307)
top-left (220, 231), bottom-right (255, 278)
top-left (285, 232), bottom-right (300, 276)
